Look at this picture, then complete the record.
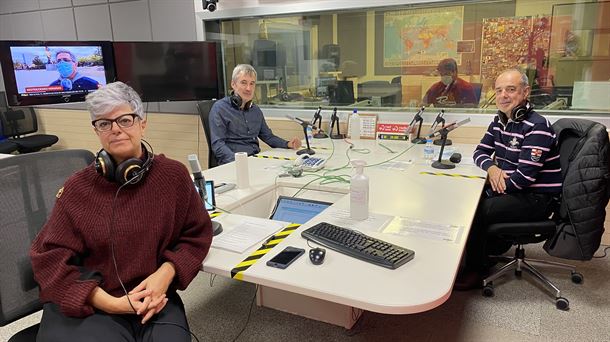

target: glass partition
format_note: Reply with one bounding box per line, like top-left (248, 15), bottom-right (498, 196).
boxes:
top-left (204, 0), bottom-right (610, 115)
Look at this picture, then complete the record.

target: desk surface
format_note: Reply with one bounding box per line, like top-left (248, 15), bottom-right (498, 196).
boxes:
top-left (202, 138), bottom-right (486, 314)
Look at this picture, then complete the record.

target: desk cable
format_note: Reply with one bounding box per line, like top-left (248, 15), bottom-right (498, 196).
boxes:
top-left (231, 284), bottom-right (259, 342)
top-left (205, 197), bottom-right (232, 214)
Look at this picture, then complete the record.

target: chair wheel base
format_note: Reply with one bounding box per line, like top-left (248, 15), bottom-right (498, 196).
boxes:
top-left (571, 272), bottom-right (584, 284)
top-left (482, 283), bottom-right (494, 297)
top-left (556, 297), bottom-right (569, 311)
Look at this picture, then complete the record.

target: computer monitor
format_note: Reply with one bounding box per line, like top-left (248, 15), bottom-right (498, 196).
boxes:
top-left (357, 80), bottom-right (402, 107)
top-left (316, 77), bottom-right (336, 97)
top-left (0, 40), bottom-right (115, 106)
top-left (269, 196), bottom-right (331, 224)
top-left (329, 80), bottom-right (354, 106)
top-left (252, 39), bottom-right (284, 80)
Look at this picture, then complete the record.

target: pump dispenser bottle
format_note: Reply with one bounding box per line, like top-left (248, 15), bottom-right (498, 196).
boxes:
top-left (350, 160), bottom-right (369, 220)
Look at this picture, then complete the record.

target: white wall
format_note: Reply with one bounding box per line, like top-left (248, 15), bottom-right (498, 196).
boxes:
top-left (0, 0), bottom-right (199, 92)
top-left (197, 0), bottom-right (451, 20)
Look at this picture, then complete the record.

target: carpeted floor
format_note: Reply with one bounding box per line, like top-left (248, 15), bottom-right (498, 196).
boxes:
top-left (2, 243), bottom-right (609, 342)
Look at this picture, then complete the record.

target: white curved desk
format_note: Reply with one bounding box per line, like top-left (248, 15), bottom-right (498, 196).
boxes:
top-left (201, 138), bottom-right (486, 328)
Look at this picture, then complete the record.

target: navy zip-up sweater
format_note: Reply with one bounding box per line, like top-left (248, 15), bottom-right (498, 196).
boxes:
top-left (473, 110), bottom-right (562, 194)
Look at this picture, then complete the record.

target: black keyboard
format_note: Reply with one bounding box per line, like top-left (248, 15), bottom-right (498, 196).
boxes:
top-left (301, 222), bottom-right (415, 269)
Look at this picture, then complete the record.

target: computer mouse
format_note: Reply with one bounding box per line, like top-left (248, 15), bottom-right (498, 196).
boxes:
top-left (309, 247), bottom-right (326, 265)
top-left (450, 152), bottom-right (462, 164)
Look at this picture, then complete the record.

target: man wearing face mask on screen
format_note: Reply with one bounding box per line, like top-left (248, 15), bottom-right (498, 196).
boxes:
top-left (49, 50), bottom-right (100, 91)
top-left (422, 58), bottom-right (477, 107)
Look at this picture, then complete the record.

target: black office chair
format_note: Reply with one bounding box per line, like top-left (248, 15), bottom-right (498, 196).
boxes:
top-left (0, 139), bottom-right (19, 154)
top-left (0, 149), bottom-right (95, 342)
top-left (482, 118), bottom-right (610, 311)
top-left (0, 107), bottom-right (59, 153)
top-left (196, 100), bottom-right (218, 169)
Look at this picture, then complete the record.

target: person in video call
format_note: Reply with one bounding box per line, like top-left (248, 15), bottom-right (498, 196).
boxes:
top-left (30, 81), bottom-right (212, 341)
top-left (49, 49), bottom-right (100, 91)
top-left (422, 58), bottom-right (478, 107)
top-left (209, 63), bottom-right (302, 165)
top-left (455, 69), bottom-right (562, 290)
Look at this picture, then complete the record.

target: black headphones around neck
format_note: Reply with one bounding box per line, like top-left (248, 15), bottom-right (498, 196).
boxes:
top-left (229, 91), bottom-right (253, 110)
top-left (94, 141), bottom-right (154, 185)
top-left (499, 100), bottom-right (533, 123)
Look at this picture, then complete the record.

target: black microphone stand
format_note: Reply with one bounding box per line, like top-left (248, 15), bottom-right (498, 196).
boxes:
top-left (297, 122), bottom-right (316, 155)
top-left (312, 106), bottom-right (327, 138)
top-left (329, 107), bottom-right (345, 139)
top-left (430, 110), bottom-right (453, 146)
top-left (431, 128), bottom-right (455, 170)
top-left (408, 107), bottom-right (426, 144)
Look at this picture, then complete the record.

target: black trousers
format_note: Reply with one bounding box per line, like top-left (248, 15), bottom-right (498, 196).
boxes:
top-left (37, 291), bottom-right (191, 342)
top-left (464, 189), bottom-right (556, 272)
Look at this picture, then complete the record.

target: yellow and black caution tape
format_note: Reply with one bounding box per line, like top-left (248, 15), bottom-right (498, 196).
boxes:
top-left (230, 223), bottom-right (301, 280)
top-left (420, 171), bottom-right (485, 180)
top-left (253, 154), bottom-right (294, 161)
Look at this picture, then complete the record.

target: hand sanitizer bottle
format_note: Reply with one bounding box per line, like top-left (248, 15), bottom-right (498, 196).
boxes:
top-left (350, 160), bottom-right (369, 220)
top-left (350, 109), bottom-right (360, 140)
top-left (306, 125), bottom-right (314, 146)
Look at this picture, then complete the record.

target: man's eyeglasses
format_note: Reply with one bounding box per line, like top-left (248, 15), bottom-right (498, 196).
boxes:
top-left (92, 113), bottom-right (139, 132)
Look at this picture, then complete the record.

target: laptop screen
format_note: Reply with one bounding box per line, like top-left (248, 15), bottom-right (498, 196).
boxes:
top-left (269, 196), bottom-right (331, 224)
top-left (204, 180), bottom-right (215, 211)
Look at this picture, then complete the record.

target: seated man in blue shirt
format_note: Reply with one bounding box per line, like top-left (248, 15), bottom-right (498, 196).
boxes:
top-left (209, 64), bottom-right (301, 165)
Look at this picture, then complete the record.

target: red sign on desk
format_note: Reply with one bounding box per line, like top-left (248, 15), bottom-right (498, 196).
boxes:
top-left (377, 123), bottom-right (409, 134)
top-left (377, 122), bottom-right (409, 141)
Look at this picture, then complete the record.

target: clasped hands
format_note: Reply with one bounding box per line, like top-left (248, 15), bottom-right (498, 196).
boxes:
top-left (94, 262), bottom-right (176, 324)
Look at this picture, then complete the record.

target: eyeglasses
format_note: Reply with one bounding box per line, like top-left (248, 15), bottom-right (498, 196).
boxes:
top-left (92, 113), bottom-right (139, 132)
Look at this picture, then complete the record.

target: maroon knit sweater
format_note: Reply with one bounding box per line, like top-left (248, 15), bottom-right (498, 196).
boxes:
top-left (30, 154), bottom-right (212, 318)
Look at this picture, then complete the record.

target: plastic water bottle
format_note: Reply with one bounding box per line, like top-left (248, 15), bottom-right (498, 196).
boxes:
top-left (350, 160), bottom-right (369, 220)
top-left (350, 109), bottom-right (360, 140)
top-left (306, 125), bottom-right (314, 146)
top-left (424, 138), bottom-right (434, 161)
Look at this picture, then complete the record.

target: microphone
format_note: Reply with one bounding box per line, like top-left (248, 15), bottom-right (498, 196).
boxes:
top-left (286, 115), bottom-right (317, 129)
top-left (313, 106), bottom-right (322, 119)
top-left (427, 117), bottom-right (471, 138)
top-left (187, 154), bottom-right (223, 236)
top-left (429, 109), bottom-right (445, 133)
top-left (187, 154), bottom-right (206, 201)
top-left (407, 106), bottom-right (426, 143)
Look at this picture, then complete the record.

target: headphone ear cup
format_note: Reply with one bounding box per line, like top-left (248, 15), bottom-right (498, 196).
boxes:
top-left (115, 158), bottom-right (144, 185)
top-left (95, 149), bottom-right (116, 182)
top-left (511, 101), bottom-right (532, 122)
top-left (230, 92), bottom-right (242, 109)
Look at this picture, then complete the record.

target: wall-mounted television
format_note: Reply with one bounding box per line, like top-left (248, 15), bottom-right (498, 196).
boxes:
top-left (113, 41), bottom-right (223, 102)
top-left (0, 40), bottom-right (115, 106)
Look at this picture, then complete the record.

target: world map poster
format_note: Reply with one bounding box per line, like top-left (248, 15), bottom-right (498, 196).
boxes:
top-left (383, 6), bottom-right (464, 68)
